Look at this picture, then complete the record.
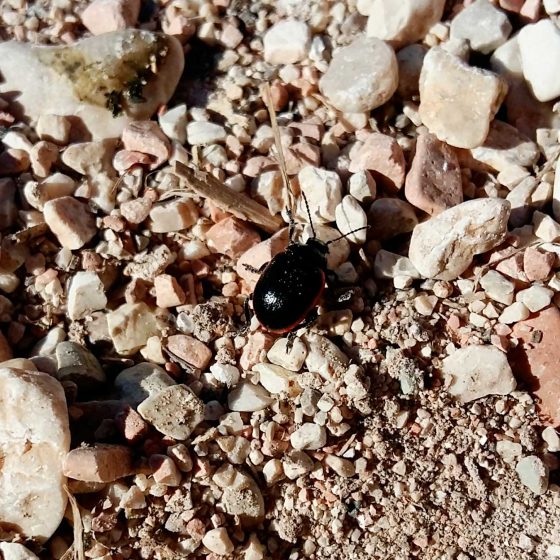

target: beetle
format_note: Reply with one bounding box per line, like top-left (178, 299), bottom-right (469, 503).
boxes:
top-left (245, 194), bottom-right (367, 336)
top-left (252, 235), bottom-right (328, 334)
top-left (246, 85), bottom-right (367, 336)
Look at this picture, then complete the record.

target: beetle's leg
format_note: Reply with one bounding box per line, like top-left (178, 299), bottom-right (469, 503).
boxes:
top-left (236, 296), bottom-right (253, 335)
top-left (298, 308), bottom-right (318, 330)
top-left (286, 331), bottom-right (297, 352)
top-left (243, 262), bottom-right (268, 275)
top-left (286, 308), bottom-right (318, 351)
top-left (285, 206), bottom-right (296, 243)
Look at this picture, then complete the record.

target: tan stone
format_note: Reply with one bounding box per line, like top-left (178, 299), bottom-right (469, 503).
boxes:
top-left (419, 47), bottom-right (508, 149)
top-left (167, 334), bottom-right (212, 370)
top-left (0, 368), bottom-right (70, 542)
top-left (43, 197), bottom-right (96, 250)
top-left (206, 217), bottom-right (260, 259)
top-left (137, 384), bottom-right (205, 440)
top-left (349, 133), bottom-right (406, 191)
top-left (63, 444), bottom-right (132, 482)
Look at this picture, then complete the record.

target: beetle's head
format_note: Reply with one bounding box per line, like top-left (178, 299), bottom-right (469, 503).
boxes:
top-left (305, 237), bottom-right (328, 256)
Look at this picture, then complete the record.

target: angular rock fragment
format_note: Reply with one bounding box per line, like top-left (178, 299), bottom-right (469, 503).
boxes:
top-left (43, 197), bottom-right (96, 250)
top-left (63, 444), bottom-right (132, 482)
top-left (366, 0), bottom-right (445, 47)
top-left (114, 362), bottom-right (176, 407)
top-left (450, 0), bottom-right (512, 54)
top-left (405, 132), bottom-right (463, 215)
top-left (509, 307), bottom-right (560, 426)
top-left (443, 345), bottom-right (516, 403)
top-left (67, 271), bottom-right (107, 321)
top-left (137, 384), bottom-right (204, 440)
top-left (409, 198), bottom-right (510, 280)
top-left (419, 47), bottom-right (508, 149)
top-left (107, 302), bottom-right (159, 355)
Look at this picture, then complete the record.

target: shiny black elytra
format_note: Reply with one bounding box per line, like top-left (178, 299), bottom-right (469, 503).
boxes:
top-left (252, 238), bottom-right (328, 334)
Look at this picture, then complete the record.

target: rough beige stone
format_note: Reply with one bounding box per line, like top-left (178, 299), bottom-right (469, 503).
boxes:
top-left (43, 197), bottom-right (96, 250)
top-left (408, 198), bottom-right (510, 280)
top-left (366, 0), bottom-right (445, 47)
top-left (107, 302), bottom-right (159, 355)
top-left (167, 334), bottom-right (212, 370)
top-left (138, 384), bottom-right (204, 440)
top-left (419, 47), bottom-right (508, 149)
top-left (443, 345), bottom-right (516, 403)
top-left (450, 0), bottom-right (512, 54)
top-left (319, 36), bottom-right (398, 113)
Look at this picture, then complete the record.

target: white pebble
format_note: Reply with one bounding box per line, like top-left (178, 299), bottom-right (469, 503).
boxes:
top-left (335, 195), bottom-right (368, 244)
top-left (319, 36), bottom-right (398, 113)
top-left (498, 301), bottom-right (530, 324)
top-left (186, 121), bottom-right (227, 145)
top-left (515, 455), bottom-right (549, 495)
top-left (518, 19), bottom-right (560, 102)
top-left (516, 285), bottom-right (554, 313)
top-left (290, 423), bottom-right (327, 450)
top-left (228, 381), bottom-right (273, 412)
top-left (263, 20), bottom-right (310, 65)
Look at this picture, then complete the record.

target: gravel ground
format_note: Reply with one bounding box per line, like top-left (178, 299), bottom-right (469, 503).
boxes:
top-left (0, 0), bottom-right (559, 559)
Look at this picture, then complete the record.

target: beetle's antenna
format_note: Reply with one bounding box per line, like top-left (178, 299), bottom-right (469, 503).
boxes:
top-left (300, 190), bottom-right (316, 239)
top-left (263, 84), bottom-right (293, 208)
top-left (326, 226), bottom-right (370, 245)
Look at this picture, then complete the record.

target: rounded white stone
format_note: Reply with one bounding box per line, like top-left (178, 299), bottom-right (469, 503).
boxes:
top-left (319, 36), bottom-right (398, 113)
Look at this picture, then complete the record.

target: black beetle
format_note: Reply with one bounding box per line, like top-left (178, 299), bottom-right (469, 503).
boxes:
top-left (252, 236), bottom-right (328, 334)
top-left (247, 85), bottom-right (367, 336)
top-left (249, 223), bottom-right (367, 335)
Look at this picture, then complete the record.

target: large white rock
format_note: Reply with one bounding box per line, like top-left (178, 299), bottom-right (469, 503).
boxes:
top-left (0, 30), bottom-right (183, 140)
top-left (518, 19), bottom-right (560, 102)
top-left (319, 36), bottom-right (398, 113)
top-left (366, 0), bottom-right (445, 47)
top-left (409, 198), bottom-right (510, 280)
top-left (0, 368), bottom-right (70, 542)
top-left (443, 346), bottom-right (516, 403)
top-left (450, 0), bottom-right (512, 54)
top-left (419, 47), bottom-right (508, 149)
